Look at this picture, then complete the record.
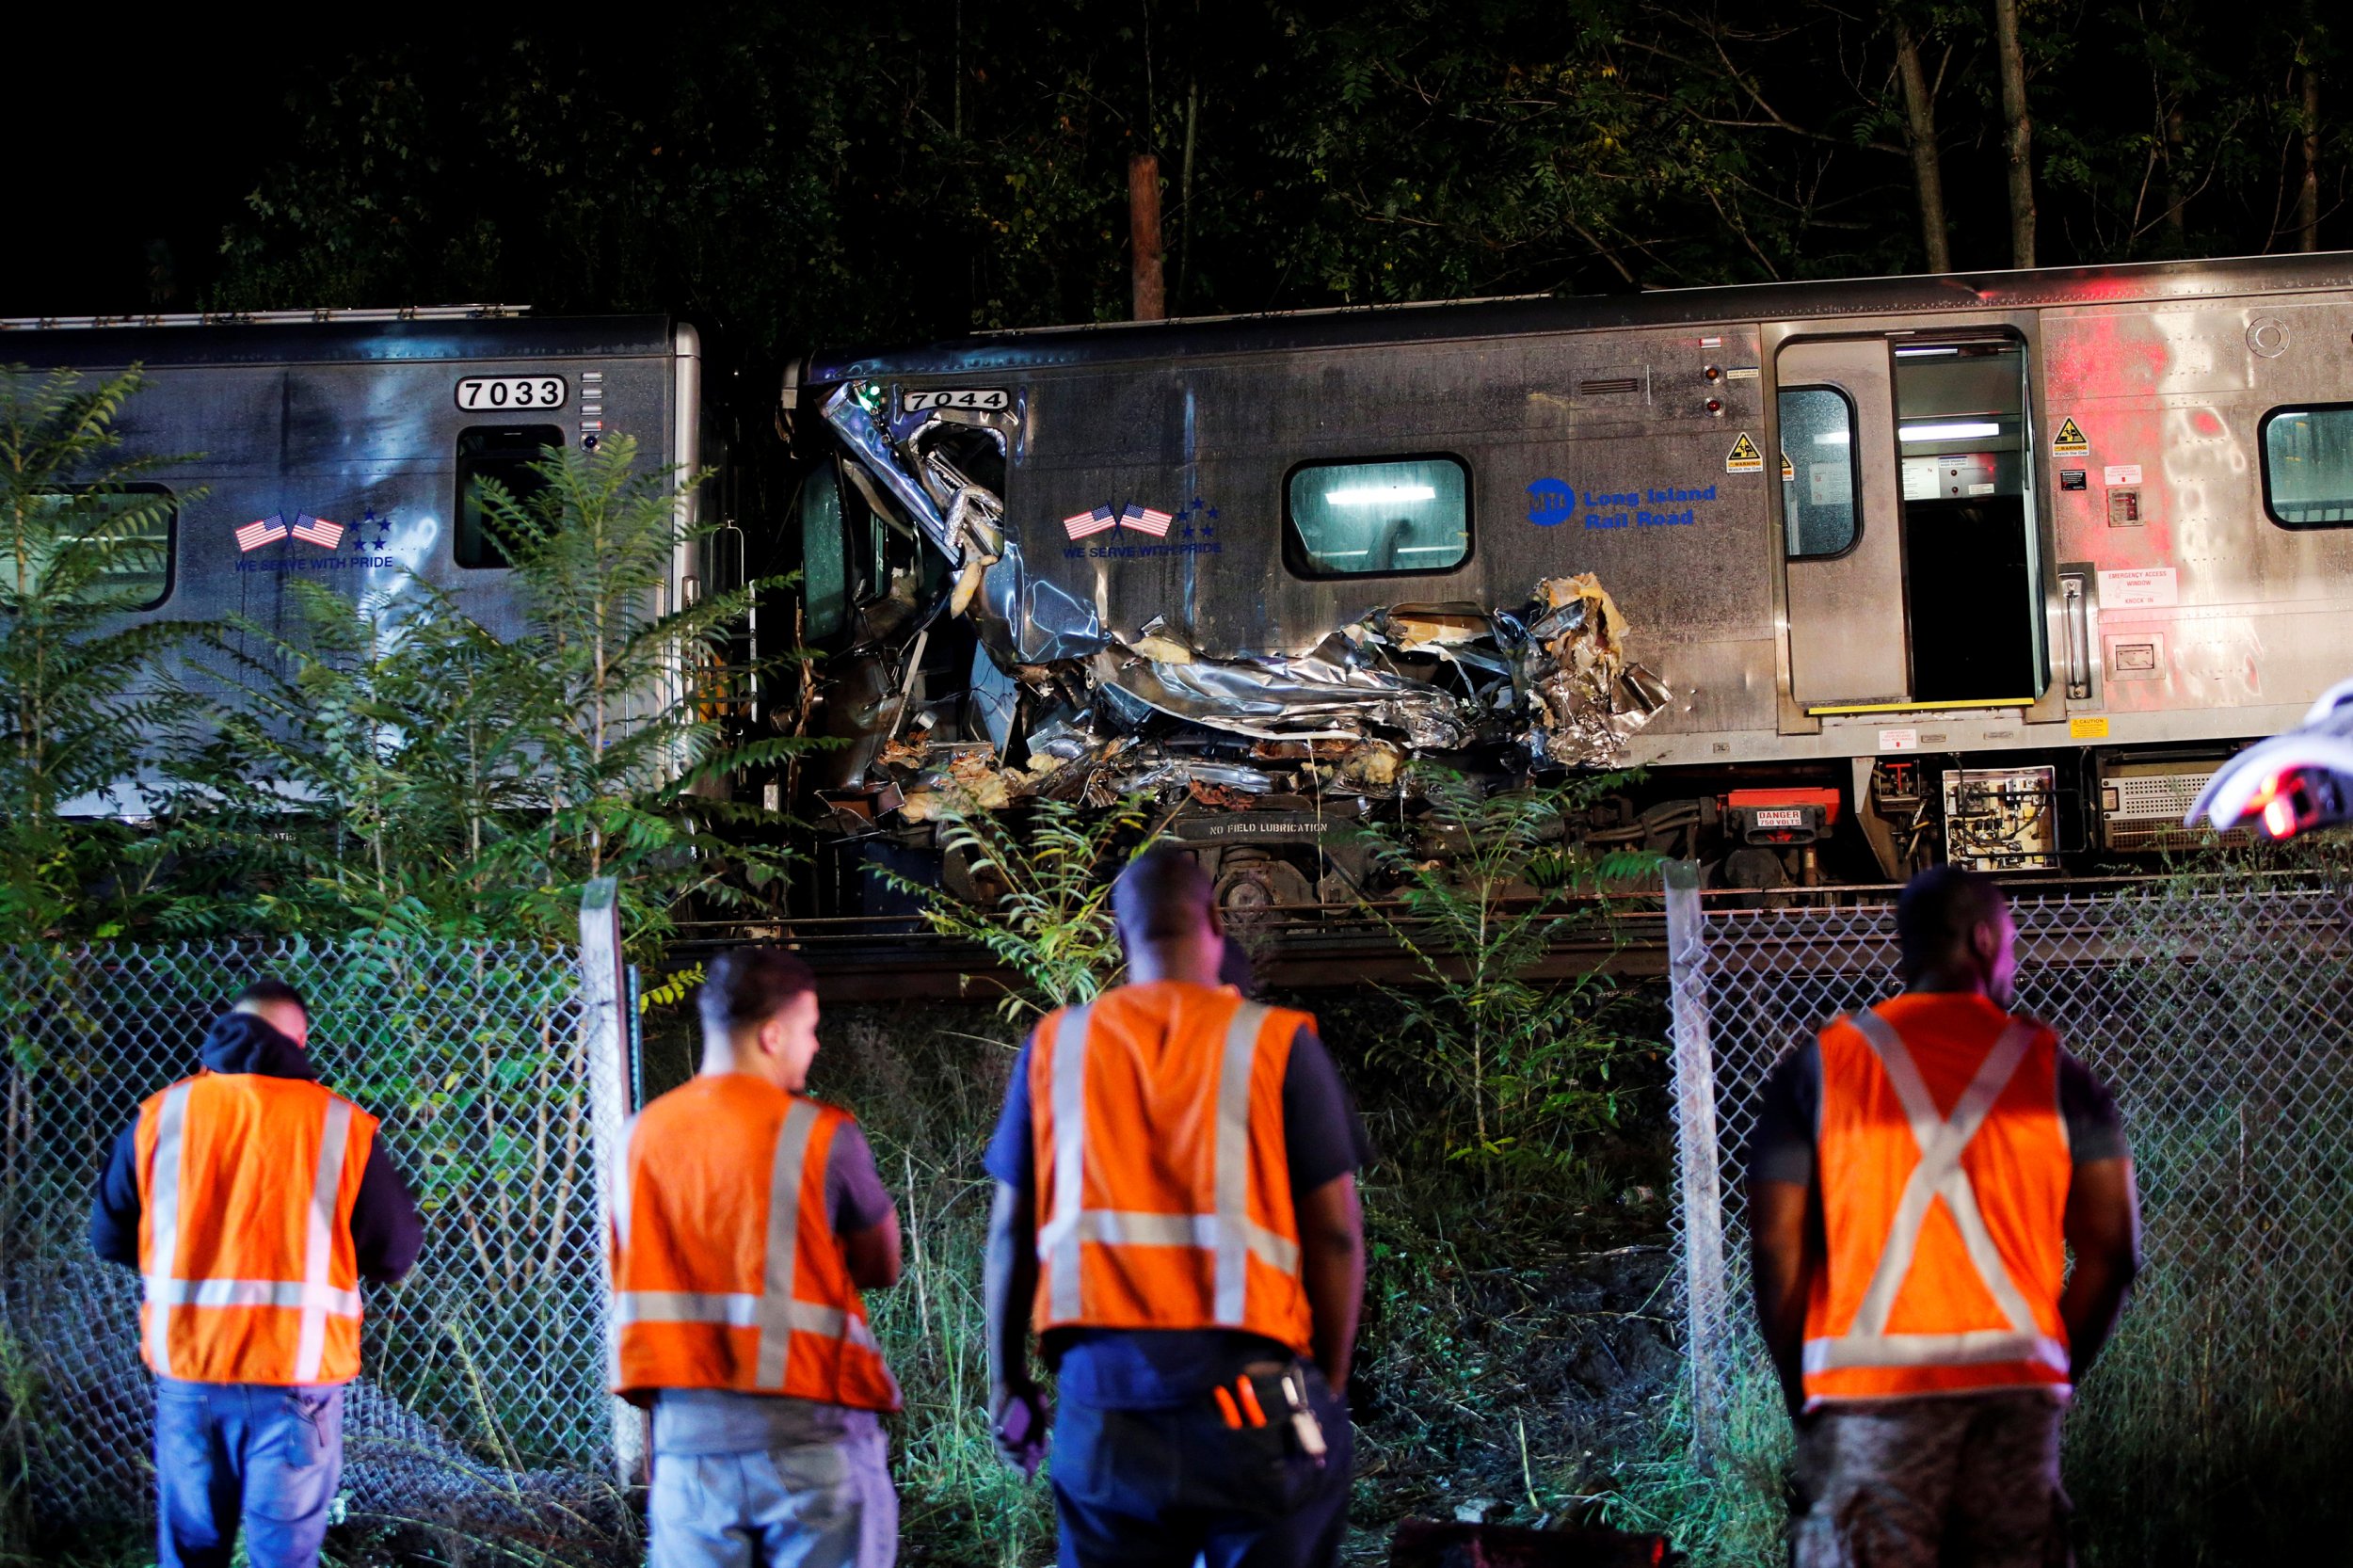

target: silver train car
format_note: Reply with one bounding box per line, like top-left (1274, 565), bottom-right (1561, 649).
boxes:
top-left (788, 252), bottom-right (2353, 896)
top-left (0, 309), bottom-right (727, 807)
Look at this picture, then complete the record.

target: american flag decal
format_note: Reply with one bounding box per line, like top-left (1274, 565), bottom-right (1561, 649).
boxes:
top-left (235, 515), bottom-right (288, 552)
top-left (291, 515), bottom-right (345, 549)
top-left (1119, 504), bottom-right (1174, 537)
top-left (1063, 504), bottom-right (1117, 539)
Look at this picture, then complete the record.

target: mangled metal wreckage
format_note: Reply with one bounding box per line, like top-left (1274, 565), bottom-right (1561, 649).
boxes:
top-left (812, 387), bottom-right (1670, 904)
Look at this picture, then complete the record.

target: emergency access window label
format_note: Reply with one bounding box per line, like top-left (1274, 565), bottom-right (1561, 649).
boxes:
top-left (2097, 567), bottom-right (2178, 609)
top-left (903, 388), bottom-right (1011, 413)
top-left (456, 376), bottom-right (568, 411)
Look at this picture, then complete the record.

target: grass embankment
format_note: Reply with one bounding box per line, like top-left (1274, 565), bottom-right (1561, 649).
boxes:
top-left (798, 985), bottom-right (1701, 1568)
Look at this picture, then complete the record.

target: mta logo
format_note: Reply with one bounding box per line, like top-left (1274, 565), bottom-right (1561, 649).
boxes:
top-left (1527, 477), bottom-right (1577, 527)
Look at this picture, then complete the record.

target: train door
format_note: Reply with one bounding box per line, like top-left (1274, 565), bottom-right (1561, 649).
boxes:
top-left (1777, 331), bottom-right (2048, 711)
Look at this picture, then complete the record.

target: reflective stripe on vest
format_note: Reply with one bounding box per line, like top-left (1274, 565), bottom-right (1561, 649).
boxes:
top-left (613, 1097), bottom-right (873, 1368)
top-left (1801, 1008), bottom-right (2070, 1381)
top-left (142, 1081), bottom-right (363, 1384)
top-left (1038, 1000), bottom-right (1298, 1327)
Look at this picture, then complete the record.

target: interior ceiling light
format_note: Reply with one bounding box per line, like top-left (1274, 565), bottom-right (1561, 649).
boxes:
top-left (1812, 430), bottom-right (1851, 445)
top-left (1328, 484), bottom-right (1437, 505)
top-left (1894, 345), bottom-right (1962, 358)
top-left (1897, 420), bottom-right (2002, 441)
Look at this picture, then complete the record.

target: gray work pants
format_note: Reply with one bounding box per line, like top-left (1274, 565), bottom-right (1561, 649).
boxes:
top-left (1791, 1391), bottom-right (2071, 1568)
top-left (648, 1425), bottom-right (897, 1568)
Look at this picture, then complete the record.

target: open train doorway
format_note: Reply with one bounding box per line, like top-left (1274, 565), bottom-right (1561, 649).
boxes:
top-left (1778, 330), bottom-right (2048, 712)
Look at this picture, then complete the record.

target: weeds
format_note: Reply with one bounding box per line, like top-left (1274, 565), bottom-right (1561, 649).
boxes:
top-left (1349, 766), bottom-right (1657, 1183)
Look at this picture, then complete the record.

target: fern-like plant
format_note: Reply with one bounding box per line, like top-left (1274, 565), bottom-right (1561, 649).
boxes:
top-left (885, 793), bottom-right (1158, 1019)
top-left (0, 365), bottom-right (201, 942)
top-left (1353, 766), bottom-right (1657, 1178)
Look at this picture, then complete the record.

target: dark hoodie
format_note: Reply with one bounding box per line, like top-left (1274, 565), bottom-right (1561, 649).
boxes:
top-left (88, 1011), bottom-right (423, 1282)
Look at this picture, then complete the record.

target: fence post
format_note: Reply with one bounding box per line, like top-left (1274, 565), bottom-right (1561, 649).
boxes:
top-left (579, 877), bottom-right (647, 1481)
top-left (1663, 858), bottom-right (1728, 1470)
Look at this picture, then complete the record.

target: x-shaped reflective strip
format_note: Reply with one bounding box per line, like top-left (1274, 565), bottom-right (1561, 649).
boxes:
top-left (1039, 1000), bottom-right (1294, 1327)
top-left (144, 1083), bottom-right (360, 1384)
top-left (1803, 1009), bottom-right (2070, 1378)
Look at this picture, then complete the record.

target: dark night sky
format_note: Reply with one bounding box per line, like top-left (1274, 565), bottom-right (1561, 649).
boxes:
top-left (5, 21), bottom-right (375, 319)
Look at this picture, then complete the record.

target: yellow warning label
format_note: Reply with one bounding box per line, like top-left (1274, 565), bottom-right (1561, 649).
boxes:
top-left (1781, 451), bottom-right (1795, 481)
top-left (1726, 432), bottom-right (1764, 473)
top-left (2053, 417), bottom-right (2089, 456)
top-left (2070, 715), bottom-right (2111, 740)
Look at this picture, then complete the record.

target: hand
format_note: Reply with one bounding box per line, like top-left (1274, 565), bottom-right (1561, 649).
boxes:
top-left (990, 1381), bottom-right (1048, 1478)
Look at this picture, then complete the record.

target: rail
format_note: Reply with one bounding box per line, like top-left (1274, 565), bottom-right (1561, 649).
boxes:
top-left (672, 869), bottom-right (2344, 1000)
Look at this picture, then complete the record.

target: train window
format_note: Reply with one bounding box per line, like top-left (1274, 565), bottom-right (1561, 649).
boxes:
top-left (801, 462), bottom-right (849, 640)
top-left (7, 486), bottom-right (176, 610)
top-left (1779, 387), bottom-right (1861, 558)
top-left (454, 424), bottom-right (564, 568)
top-left (2261, 406), bottom-right (2353, 528)
top-left (1283, 456), bottom-right (1470, 577)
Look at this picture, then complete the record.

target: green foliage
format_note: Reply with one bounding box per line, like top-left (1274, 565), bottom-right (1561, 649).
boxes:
top-left (205, 4), bottom-right (2349, 348)
top-left (886, 794), bottom-right (1157, 1019)
top-left (0, 367), bottom-right (200, 943)
top-left (158, 435), bottom-right (812, 951)
top-left (1353, 768), bottom-right (1657, 1179)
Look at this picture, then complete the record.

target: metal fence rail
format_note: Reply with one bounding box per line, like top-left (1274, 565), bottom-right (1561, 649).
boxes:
top-left (1665, 872), bottom-right (2353, 1557)
top-left (0, 936), bottom-right (632, 1549)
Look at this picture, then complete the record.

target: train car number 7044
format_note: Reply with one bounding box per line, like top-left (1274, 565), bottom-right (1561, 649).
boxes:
top-left (455, 376), bottom-right (568, 410)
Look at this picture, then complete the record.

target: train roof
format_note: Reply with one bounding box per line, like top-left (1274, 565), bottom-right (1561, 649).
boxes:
top-left (803, 249), bottom-right (2353, 383)
top-left (0, 308), bottom-right (676, 370)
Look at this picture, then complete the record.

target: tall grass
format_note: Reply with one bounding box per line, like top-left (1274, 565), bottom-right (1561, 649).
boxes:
top-left (812, 1006), bottom-right (1055, 1567)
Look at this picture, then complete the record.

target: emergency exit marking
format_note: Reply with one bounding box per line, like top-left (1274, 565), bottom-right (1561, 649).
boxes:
top-left (2053, 417), bottom-right (2089, 456)
top-left (455, 376), bottom-right (567, 411)
top-left (1879, 728), bottom-right (1921, 752)
top-left (1725, 432), bottom-right (1764, 473)
top-left (2104, 464), bottom-right (2142, 487)
top-left (2070, 716), bottom-right (2112, 739)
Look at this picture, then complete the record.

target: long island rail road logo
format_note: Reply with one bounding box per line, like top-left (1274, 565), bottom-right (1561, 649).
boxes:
top-left (1531, 475), bottom-right (1721, 530)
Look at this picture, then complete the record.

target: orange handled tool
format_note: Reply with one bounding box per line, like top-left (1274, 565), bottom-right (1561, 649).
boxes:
top-left (1212, 1384), bottom-right (1244, 1430)
top-left (1233, 1376), bottom-right (1269, 1429)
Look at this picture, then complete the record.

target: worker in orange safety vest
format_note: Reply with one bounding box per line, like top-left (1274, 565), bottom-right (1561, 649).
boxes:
top-left (89, 978), bottom-right (423, 1568)
top-left (611, 947), bottom-right (904, 1568)
top-left (984, 847), bottom-right (1369, 1568)
top-left (1748, 867), bottom-right (2142, 1566)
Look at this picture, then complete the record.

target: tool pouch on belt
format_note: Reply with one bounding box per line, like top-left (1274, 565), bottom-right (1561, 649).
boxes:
top-left (1202, 1359), bottom-right (1337, 1517)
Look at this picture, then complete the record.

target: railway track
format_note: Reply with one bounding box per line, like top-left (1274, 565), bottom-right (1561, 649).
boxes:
top-left (668, 871), bottom-right (2346, 1001)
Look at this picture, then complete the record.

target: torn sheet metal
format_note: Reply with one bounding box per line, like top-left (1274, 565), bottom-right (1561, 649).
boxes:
top-left (819, 383), bottom-right (1673, 825)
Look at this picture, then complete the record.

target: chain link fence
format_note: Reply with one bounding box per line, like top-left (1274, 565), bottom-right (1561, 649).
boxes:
top-left (0, 935), bottom-right (635, 1558)
top-left (1665, 871), bottom-right (2353, 1560)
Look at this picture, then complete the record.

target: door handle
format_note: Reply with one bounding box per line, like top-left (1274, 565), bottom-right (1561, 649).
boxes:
top-left (2059, 570), bottom-right (2092, 700)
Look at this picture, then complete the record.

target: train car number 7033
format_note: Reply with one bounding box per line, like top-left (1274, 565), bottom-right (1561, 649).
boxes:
top-left (455, 376), bottom-right (568, 410)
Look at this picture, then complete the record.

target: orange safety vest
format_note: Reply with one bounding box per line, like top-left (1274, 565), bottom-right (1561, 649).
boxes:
top-left (135, 1073), bottom-right (377, 1385)
top-left (610, 1075), bottom-right (900, 1412)
top-left (1029, 981), bottom-right (1316, 1354)
top-left (1802, 999), bottom-right (2075, 1407)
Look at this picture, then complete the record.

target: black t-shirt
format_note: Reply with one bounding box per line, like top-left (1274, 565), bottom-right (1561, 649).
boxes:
top-left (1745, 1028), bottom-right (2129, 1188)
top-left (984, 1011), bottom-right (1370, 1408)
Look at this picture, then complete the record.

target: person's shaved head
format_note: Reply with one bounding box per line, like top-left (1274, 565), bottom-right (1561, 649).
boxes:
top-left (1897, 865), bottom-right (2011, 983)
top-left (1112, 847), bottom-right (1218, 944)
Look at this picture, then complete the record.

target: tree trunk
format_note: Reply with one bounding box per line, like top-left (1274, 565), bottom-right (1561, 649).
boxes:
top-left (2163, 106), bottom-right (2189, 245)
top-left (1129, 152), bottom-right (1166, 320)
top-left (1992, 0), bottom-right (2037, 267)
top-left (1895, 17), bottom-right (1953, 271)
top-left (2297, 59), bottom-right (2322, 251)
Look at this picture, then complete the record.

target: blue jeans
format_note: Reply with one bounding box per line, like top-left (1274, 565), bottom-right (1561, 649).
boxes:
top-left (154, 1378), bottom-right (344, 1568)
top-left (648, 1424), bottom-right (898, 1568)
